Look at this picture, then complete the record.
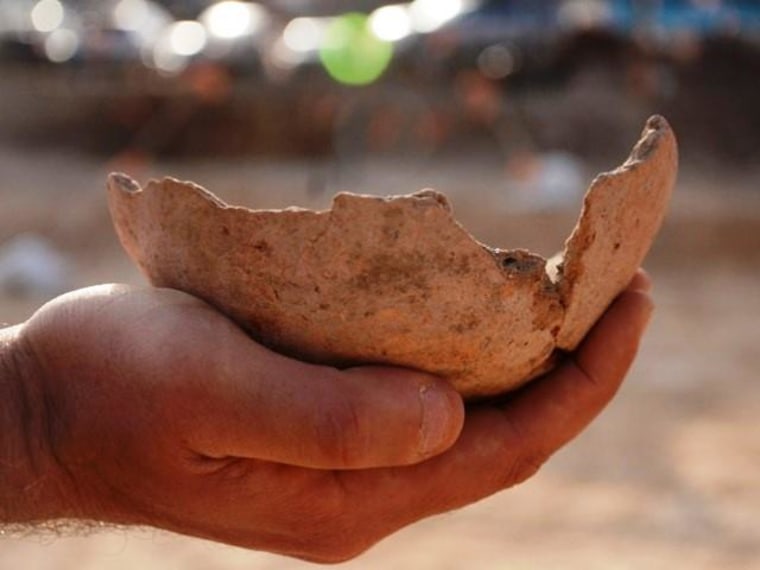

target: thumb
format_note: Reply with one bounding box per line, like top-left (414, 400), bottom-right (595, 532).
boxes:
top-left (181, 331), bottom-right (464, 469)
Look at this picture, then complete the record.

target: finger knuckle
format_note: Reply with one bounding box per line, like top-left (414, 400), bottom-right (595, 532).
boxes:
top-left (315, 396), bottom-right (368, 467)
top-left (288, 480), bottom-right (379, 564)
top-left (503, 452), bottom-right (547, 486)
top-left (301, 537), bottom-right (372, 565)
top-left (299, 511), bottom-right (373, 563)
top-left (498, 414), bottom-right (548, 486)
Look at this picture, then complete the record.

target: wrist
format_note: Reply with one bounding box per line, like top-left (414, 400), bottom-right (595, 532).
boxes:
top-left (0, 324), bottom-right (69, 523)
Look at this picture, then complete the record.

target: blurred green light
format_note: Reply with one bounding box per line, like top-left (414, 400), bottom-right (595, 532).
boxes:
top-left (319, 13), bottom-right (393, 86)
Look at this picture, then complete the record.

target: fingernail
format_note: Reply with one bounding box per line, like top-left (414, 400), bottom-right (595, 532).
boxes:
top-left (638, 295), bottom-right (655, 332)
top-left (418, 383), bottom-right (458, 458)
top-left (631, 269), bottom-right (653, 293)
top-left (639, 273), bottom-right (653, 293)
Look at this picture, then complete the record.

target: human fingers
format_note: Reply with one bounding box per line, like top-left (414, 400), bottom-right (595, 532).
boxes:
top-left (331, 288), bottom-right (654, 541)
top-left (191, 272), bottom-right (650, 474)
top-left (488, 288), bottom-right (654, 467)
top-left (628, 268), bottom-right (653, 293)
top-left (167, 306), bottom-right (464, 470)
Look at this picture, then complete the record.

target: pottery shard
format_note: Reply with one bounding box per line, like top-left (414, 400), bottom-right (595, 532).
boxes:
top-left (556, 115), bottom-right (678, 349)
top-left (107, 116), bottom-right (677, 400)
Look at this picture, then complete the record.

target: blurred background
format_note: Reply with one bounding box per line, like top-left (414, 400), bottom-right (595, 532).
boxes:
top-left (1, 0), bottom-right (759, 568)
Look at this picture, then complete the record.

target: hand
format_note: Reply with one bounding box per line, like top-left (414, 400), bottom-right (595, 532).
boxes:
top-left (0, 271), bottom-right (653, 562)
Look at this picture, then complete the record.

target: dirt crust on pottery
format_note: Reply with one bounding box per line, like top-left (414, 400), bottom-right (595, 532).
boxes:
top-left (107, 116), bottom-right (677, 399)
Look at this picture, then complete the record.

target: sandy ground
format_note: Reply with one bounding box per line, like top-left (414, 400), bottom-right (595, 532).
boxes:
top-left (1, 145), bottom-right (759, 569)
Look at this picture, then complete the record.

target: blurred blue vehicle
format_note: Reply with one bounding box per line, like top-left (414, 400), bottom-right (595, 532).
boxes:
top-left (609, 0), bottom-right (760, 38)
top-left (453, 0), bottom-right (760, 38)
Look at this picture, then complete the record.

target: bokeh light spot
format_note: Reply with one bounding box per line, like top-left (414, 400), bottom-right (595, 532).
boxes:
top-left (478, 44), bottom-right (518, 79)
top-left (113, 0), bottom-right (150, 31)
top-left (112, 0), bottom-right (172, 48)
top-left (168, 20), bottom-right (207, 56)
top-left (319, 13), bottom-right (393, 86)
top-left (31, 0), bottom-right (64, 33)
top-left (409, 0), bottom-right (465, 33)
top-left (201, 1), bottom-right (268, 40)
top-left (283, 17), bottom-right (325, 53)
top-left (44, 28), bottom-right (79, 62)
top-left (369, 4), bottom-right (412, 42)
